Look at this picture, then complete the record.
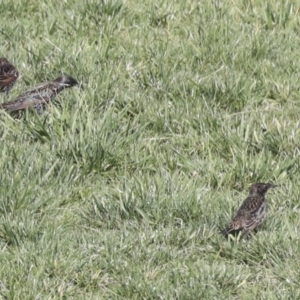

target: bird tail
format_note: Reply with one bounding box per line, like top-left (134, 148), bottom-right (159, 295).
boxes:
top-left (219, 226), bottom-right (230, 237)
top-left (219, 225), bottom-right (240, 238)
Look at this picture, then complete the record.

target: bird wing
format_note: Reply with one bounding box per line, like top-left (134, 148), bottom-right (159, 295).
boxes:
top-left (0, 82), bottom-right (56, 112)
top-left (243, 201), bottom-right (267, 231)
top-left (20, 81), bottom-right (52, 95)
top-left (222, 195), bottom-right (266, 235)
top-left (0, 74), bottom-right (17, 88)
top-left (243, 218), bottom-right (259, 232)
top-left (221, 213), bottom-right (259, 236)
top-left (233, 196), bottom-right (266, 231)
top-left (0, 94), bottom-right (49, 112)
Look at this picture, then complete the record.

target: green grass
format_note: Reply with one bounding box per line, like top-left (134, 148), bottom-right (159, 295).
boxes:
top-left (1, 0), bottom-right (300, 298)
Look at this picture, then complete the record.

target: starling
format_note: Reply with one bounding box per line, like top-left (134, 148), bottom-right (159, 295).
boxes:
top-left (0, 58), bottom-right (19, 94)
top-left (221, 183), bottom-right (277, 238)
top-left (0, 74), bottom-right (78, 116)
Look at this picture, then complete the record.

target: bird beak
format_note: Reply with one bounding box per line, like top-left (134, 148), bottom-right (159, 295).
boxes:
top-left (270, 184), bottom-right (278, 188)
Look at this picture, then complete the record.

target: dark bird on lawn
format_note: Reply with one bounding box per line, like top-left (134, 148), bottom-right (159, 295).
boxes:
top-left (0, 58), bottom-right (19, 94)
top-left (221, 183), bottom-right (277, 238)
top-left (0, 74), bottom-right (78, 116)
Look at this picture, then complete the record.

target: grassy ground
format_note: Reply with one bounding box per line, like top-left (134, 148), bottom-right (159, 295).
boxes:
top-left (1, 0), bottom-right (300, 298)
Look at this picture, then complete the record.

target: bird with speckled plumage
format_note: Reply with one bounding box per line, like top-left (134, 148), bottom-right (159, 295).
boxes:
top-left (0, 74), bottom-right (78, 117)
top-left (0, 58), bottom-right (19, 94)
top-left (221, 183), bottom-right (277, 238)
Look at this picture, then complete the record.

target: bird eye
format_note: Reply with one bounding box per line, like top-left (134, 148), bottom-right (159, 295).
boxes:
top-left (3, 67), bottom-right (10, 73)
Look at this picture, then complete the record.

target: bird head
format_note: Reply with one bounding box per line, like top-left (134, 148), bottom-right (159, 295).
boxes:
top-left (0, 58), bottom-right (10, 65)
top-left (249, 182), bottom-right (277, 196)
top-left (54, 75), bottom-right (79, 89)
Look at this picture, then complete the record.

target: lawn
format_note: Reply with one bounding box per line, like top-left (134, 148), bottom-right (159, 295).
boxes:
top-left (1, 0), bottom-right (300, 298)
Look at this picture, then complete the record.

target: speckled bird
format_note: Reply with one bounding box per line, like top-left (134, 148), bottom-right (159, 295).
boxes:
top-left (0, 74), bottom-right (78, 116)
top-left (0, 58), bottom-right (19, 94)
top-left (221, 183), bottom-right (277, 238)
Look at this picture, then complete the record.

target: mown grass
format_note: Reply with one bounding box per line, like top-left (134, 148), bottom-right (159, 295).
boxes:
top-left (1, 0), bottom-right (300, 298)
